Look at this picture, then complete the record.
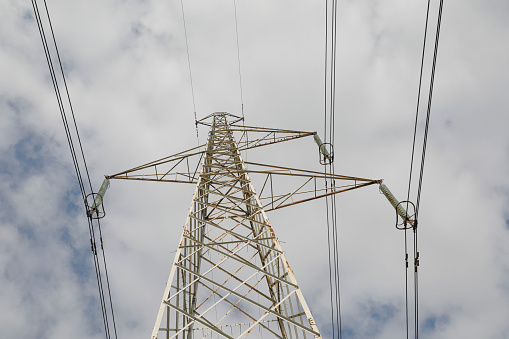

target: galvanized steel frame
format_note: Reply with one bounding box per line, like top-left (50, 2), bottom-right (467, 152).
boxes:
top-left (109, 112), bottom-right (380, 338)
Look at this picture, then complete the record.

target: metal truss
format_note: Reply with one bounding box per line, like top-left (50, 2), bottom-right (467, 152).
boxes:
top-left (108, 112), bottom-right (381, 338)
top-left (107, 115), bottom-right (380, 213)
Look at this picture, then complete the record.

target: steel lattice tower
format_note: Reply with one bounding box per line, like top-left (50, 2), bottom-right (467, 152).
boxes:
top-left (154, 112), bottom-right (320, 338)
top-left (102, 112), bottom-right (382, 338)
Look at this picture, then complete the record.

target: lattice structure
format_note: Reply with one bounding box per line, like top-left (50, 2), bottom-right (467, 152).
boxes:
top-left (105, 112), bottom-right (381, 338)
top-left (150, 112), bottom-right (321, 338)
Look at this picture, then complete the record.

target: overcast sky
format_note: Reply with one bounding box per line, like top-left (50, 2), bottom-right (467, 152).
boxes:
top-left (1, 0), bottom-right (509, 338)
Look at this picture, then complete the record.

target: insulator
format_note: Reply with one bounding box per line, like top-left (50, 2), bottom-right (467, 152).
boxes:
top-left (92, 178), bottom-right (110, 209)
top-left (87, 178), bottom-right (110, 218)
top-left (313, 133), bottom-right (334, 164)
top-left (379, 183), bottom-right (411, 222)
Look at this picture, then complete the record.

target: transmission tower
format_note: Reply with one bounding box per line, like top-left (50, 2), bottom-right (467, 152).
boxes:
top-left (101, 112), bottom-right (383, 338)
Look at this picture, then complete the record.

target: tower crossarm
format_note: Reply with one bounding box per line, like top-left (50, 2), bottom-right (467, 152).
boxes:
top-left (241, 162), bottom-right (381, 211)
top-left (106, 118), bottom-right (317, 184)
top-left (106, 144), bottom-right (381, 214)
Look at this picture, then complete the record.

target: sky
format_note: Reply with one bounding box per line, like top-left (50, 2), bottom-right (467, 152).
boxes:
top-left (1, 0), bottom-right (509, 338)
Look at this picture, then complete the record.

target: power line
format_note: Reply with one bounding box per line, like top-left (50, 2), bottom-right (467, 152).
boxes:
top-left (413, 1), bottom-right (444, 338)
top-left (405, 0), bottom-right (445, 338)
top-left (416, 0), bottom-right (444, 216)
top-left (324, 0), bottom-right (342, 337)
top-left (179, 0), bottom-right (199, 144)
top-left (323, 3), bottom-right (336, 337)
top-left (31, 1), bottom-right (118, 338)
top-left (232, 0), bottom-right (248, 165)
top-left (233, 0), bottom-right (245, 120)
top-left (405, 0), bottom-right (432, 337)
top-left (324, 183), bottom-right (336, 338)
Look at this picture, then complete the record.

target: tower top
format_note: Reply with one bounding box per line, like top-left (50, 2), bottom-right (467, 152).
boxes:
top-left (197, 111), bottom-right (244, 126)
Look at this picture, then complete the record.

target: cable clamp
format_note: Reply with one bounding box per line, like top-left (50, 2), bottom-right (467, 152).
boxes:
top-left (395, 200), bottom-right (416, 230)
top-left (414, 252), bottom-right (420, 272)
top-left (313, 133), bottom-right (334, 165)
top-left (86, 192), bottom-right (106, 219)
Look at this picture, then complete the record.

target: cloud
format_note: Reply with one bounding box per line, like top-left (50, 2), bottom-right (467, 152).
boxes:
top-left (1, 0), bottom-right (509, 338)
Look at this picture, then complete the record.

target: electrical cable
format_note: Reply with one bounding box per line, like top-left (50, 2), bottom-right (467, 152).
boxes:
top-left (405, 1), bottom-right (444, 337)
top-left (406, 0), bottom-right (432, 208)
top-left (95, 218), bottom-right (118, 338)
top-left (33, 6), bottom-right (113, 337)
top-left (329, 0), bottom-right (338, 151)
top-left (324, 181), bottom-right (336, 339)
top-left (331, 178), bottom-right (342, 338)
top-left (323, 0), bottom-right (334, 336)
top-left (414, 2), bottom-right (444, 338)
top-left (405, 1), bottom-right (432, 337)
top-left (416, 0), bottom-right (443, 217)
top-left (41, 2), bottom-right (119, 336)
top-left (330, 2), bottom-right (341, 335)
top-left (323, 0), bottom-right (342, 337)
top-left (232, 0), bottom-right (248, 165)
top-left (233, 0), bottom-right (245, 120)
top-left (31, 6), bottom-right (110, 337)
top-left (31, 1), bottom-right (118, 338)
top-left (179, 0), bottom-right (199, 144)
top-left (324, 0), bottom-right (329, 147)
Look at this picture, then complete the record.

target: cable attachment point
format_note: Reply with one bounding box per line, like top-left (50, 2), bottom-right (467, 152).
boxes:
top-left (313, 133), bottom-right (334, 165)
top-left (379, 183), bottom-right (416, 229)
top-left (86, 178), bottom-right (110, 219)
top-left (395, 200), bottom-right (416, 230)
top-left (86, 192), bottom-right (106, 219)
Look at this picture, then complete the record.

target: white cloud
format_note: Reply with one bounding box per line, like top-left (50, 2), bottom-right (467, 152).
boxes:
top-left (1, 0), bottom-right (508, 338)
